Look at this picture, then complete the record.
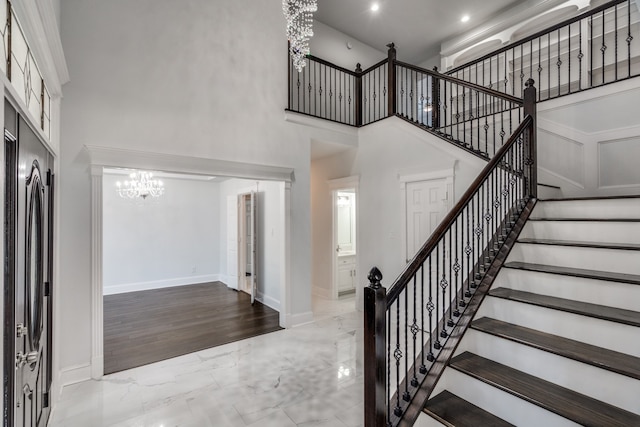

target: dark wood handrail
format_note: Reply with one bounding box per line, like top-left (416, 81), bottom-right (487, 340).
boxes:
top-left (361, 58), bottom-right (388, 75)
top-left (395, 60), bottom-right (524, 105)
top-left (385, 114), bottom-right (533, 307)
top-left (446, 0), bottom-right (626, 74)
top-left (306, 54), bottom-right (358, 76)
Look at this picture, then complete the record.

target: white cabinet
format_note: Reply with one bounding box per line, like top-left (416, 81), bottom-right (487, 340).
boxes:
top-left (337, 254), bottom-right (356, 293)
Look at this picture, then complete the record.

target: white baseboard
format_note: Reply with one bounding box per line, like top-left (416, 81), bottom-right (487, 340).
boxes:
top-left (312, 284), bottom-right (332, 299)
top-left (103, 274), bottom-right (221, 295)
top-left (256, 291), bottom-right (281, 311)
top-left (59, 363), bottom-right (92, 387)
top-left (288, 311), bottom-right (314, 328)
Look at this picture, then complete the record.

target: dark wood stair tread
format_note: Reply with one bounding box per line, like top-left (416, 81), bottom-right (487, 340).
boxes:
top-left (450, 352), bottom-right (640, 427)
top-left (504, 261), bottom-right (640, 286)
top-left (472, 317), bottom-right (640, 380)
top-left (424, 390), bottom-right (514, 427)
top-left (517, 238), bottom-right (640, 251)
top-left (489, 288), bottom-right (640, 327)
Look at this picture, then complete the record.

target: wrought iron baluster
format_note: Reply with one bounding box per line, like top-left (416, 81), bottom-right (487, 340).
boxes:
top-left (590, 14), bottom-right (594, 87)
top-left (615, 3), bottom-right (618, 83)
top-left (568, 24), bottom-right (572, 94)
top-left (558, 29), bottom-right (562, 97)
top-left (394, 299), bottom-right (402, 416)
top-left (404, 284), bottom-right (410, 401)
top-left (602, 10), bottom-right (606, 86)
top-left (628, 0), bottom-right (632, 78)
top-left (454, 218), bottom-right (461, 315)
top-left (427, 256), bottom-right (434, 361)
top-left (411, 273), bottom-right (419, 387)
top-left (440, 239), bottom-right (449, 335)
top-left (447, 229), bottom-right (454, 327)
top-left (434, 247), bottom-right (441, 349)
top-left (420, 264), bottom-right (426, 374)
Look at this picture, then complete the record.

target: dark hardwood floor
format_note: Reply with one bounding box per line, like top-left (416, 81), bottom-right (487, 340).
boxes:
top-left (104, 282), bottom-right (282, 374)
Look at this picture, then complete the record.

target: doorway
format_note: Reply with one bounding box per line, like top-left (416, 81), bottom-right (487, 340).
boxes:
top-left (332, 185), bottom-right (358, 299)
top-left (4, 100), bottom-right (54, 427)
top-left (401, 169), bottom-right (455, 264)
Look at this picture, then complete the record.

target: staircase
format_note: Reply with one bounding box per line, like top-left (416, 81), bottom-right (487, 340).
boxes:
top-left (418, 196), bottom-right (640, 426)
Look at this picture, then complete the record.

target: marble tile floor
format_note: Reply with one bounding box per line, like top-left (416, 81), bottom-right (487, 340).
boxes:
top-left (50, 295), bottom-right (363, 427)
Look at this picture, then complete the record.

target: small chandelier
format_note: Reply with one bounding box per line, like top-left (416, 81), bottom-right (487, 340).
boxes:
top-left (283, 0), bottom-right (317, 72)
top-left (116, 171), bottom-right (165, 199)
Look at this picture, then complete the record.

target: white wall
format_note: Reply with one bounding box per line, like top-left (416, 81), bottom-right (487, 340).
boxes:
top-left (536, 77), bottom-right (640, 197)
top-left (311, 117), bottom-right (486, 307)
top-left (102, 174), bottom-right (220, 294)
top-left (218, 179), bottom-right (283, 310)
top-left (59, 0), bottom-right (312, 374)
top-left (310, 20), bottom-right (386, 69)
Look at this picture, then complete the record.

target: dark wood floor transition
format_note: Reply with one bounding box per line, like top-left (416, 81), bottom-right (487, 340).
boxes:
top-left (104, 282), bottom-right (282, 374)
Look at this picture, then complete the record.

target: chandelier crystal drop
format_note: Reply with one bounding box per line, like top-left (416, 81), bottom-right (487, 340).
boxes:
top-left (283, 0), bottom-right (318, 72)
top-left (116, 171), bottom-right (165, 199)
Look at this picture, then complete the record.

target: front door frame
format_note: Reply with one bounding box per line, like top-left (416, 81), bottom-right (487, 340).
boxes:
top-left (86, 146), bottom-right (294, 379)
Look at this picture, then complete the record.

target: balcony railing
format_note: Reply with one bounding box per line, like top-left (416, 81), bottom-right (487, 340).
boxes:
top-left (287, 44), bottom-right (525, 161)
top-left (446, 0), bottom-right (640, 102)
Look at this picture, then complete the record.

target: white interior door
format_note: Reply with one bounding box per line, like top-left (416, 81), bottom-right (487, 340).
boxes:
top-left (406, 179), bottom-right (448, 260)
top-left (226, 196), bottom-right (238, 289)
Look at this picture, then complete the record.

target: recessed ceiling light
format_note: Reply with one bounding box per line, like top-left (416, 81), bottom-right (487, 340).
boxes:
top-left (371, 3), bottom-right (379, 12)
top-left (461, 15), bottom-right (470, 23)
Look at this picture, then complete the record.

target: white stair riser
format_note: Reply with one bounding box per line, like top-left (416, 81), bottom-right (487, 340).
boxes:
top-left (520, 220), bottom-right (640, 244)
top-left (456, 329), bottom-right (640, 414)
top-left (437, 368), bottom-right (581, 427)
top-left (476, 297), bottom-right (640, 357)
top-left (537, 185), bottom-right (562, 199)
top-left (508, 243), bottom-right (640, 275)
top-left (493, 268), bottom-right (640, 312)
top-left (414, 413), bottom-right (447, 427)
top-left (532, 199), bottom-right (640, 219)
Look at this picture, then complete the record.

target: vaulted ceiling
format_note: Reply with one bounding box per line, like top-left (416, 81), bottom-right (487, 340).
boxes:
top-left (314, 0), bottom-right (528, 63)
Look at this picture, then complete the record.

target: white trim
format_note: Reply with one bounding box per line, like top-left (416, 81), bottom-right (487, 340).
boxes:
top-left (280, 182), bottom-right (292, 328)
top-left (256, 291), bottom-right (281, 312)
top-left (398, 165), bottom-right (456, 184)
top-left (90, 168), bottom-right (104, 380)
top-left (288, 311), bottom-right (314, 327)
top-left (312, 285), bottom-right (332, 299)
top-left (84, 145), bottom-right (295, 183)
top-left (58, 363), bottom-right (92, 387)
top-left (103, 274), bottom-right (222, 295)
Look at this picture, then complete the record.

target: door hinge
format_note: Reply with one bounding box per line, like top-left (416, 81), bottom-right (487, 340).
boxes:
top-left (46, 169), bottom-right (51, 186)
top-left (44, 281), bottom-right (50, 297)
top-left (43, 392), bottom-right (49, 408)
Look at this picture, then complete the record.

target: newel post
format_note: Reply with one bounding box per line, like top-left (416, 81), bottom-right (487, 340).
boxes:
top-left (387, 43), bottom-right (397, 116)
top-left (364, 267), bottom-right (387, 427)
top-left (523, 78), bottom-right (537, 198)
top-left (355, 63), bottom-right (363, 127)
top-left (431, 66), bottom-right (440, 128)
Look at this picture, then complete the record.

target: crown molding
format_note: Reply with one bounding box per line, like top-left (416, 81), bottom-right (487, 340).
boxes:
top-left (84, 145), bottom-right (295, 183)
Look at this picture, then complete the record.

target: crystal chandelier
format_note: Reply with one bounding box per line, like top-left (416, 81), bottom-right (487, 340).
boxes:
top-left (116, 171), bottom-right (165, 199)
top-left (282, 0), bottom-right (318, 72)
